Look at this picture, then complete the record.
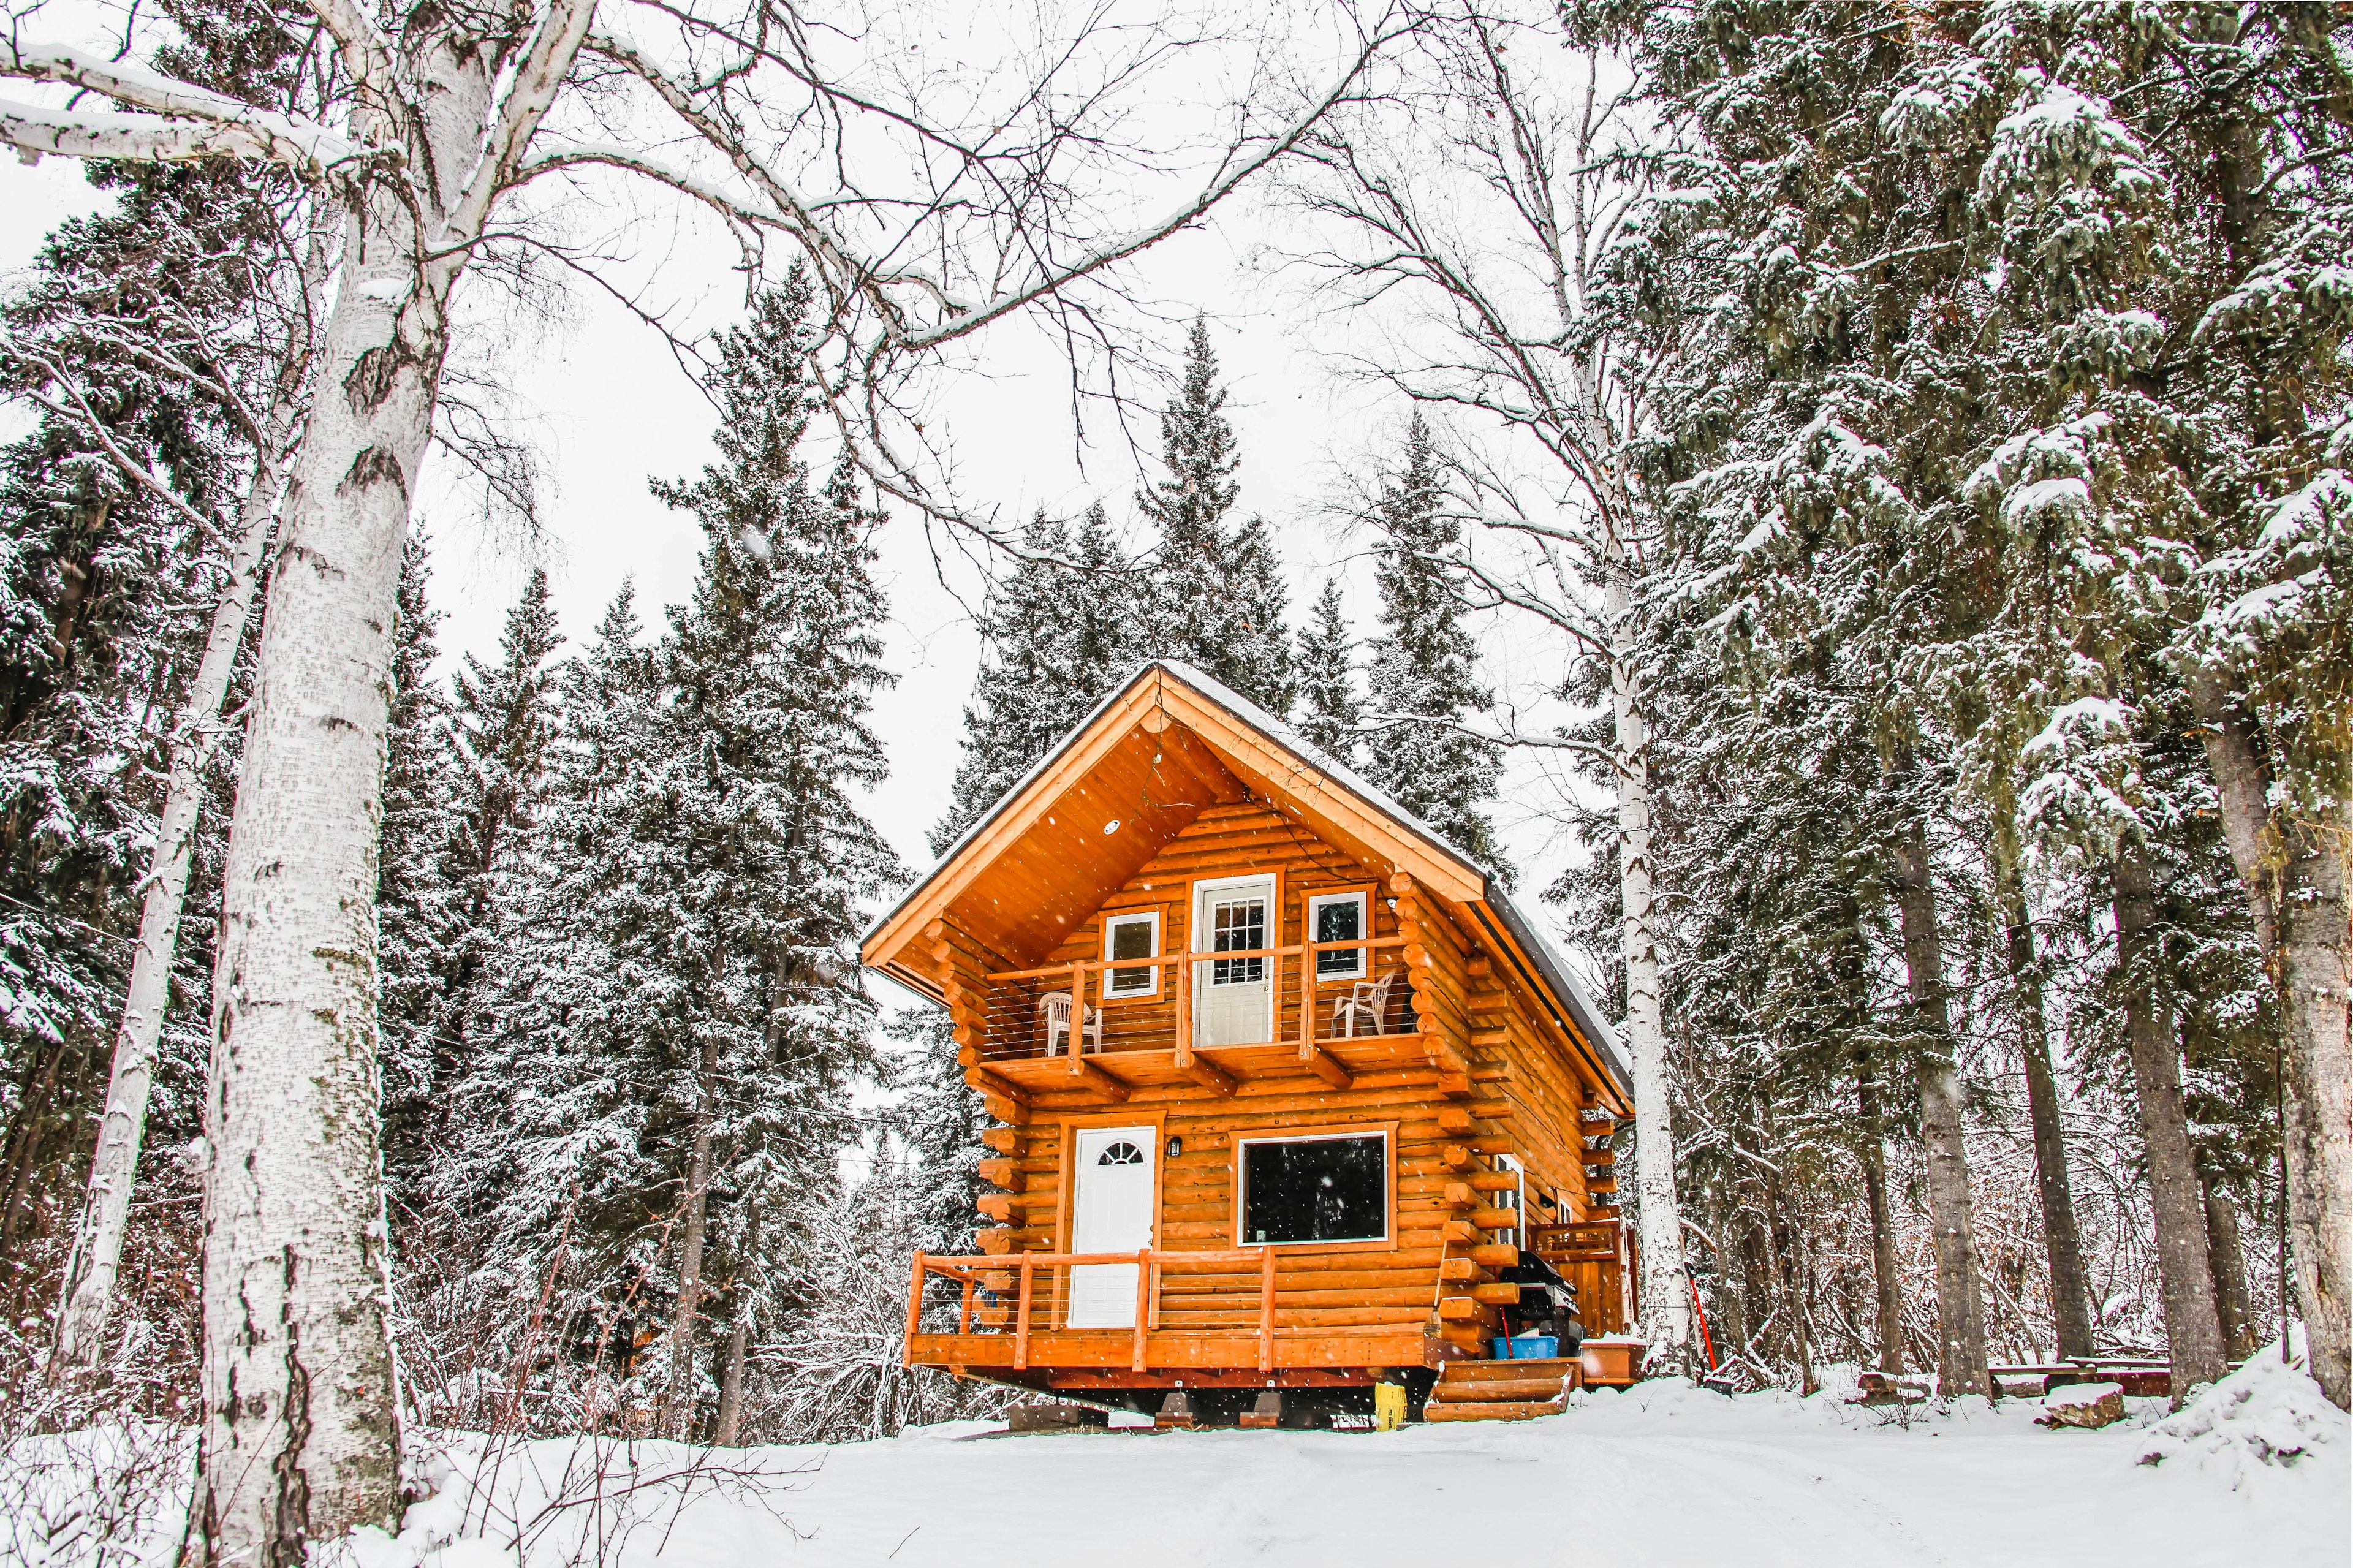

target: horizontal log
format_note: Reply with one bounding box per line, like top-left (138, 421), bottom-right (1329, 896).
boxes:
top-left (1436, 1296), bottom-right (1487, 1322)
top-left (1466, 1171), bottom-right (1521, 1193)
top-left (1442, 1143), bottom-right (1474, 1172)
top-left (1439, 1259), bottom-right (1494, 1285)
top-left (982, 1127), bottom-right (1020, 1154)
top-left (1471, 1028), bottom-right (1508, 1048)
top-left (977, 1193), bottom-right (1016, 1224)
top-left (977, 1229), bottom-right (1016, 1256)
top-left (1443, 1183), bottom-right (1476, 1211)
top-left (1469, 1244), bottom-right (1518, 1268)
top-left (1469, 1283), bottom-right (1522, 1305)
top-left (977, 1159), bottom-right (1021, 1192)
top-left (1468, 1099), bottom-right (1512, 1120)
top-left (1471, 1208), bottom-right (1520, 1232)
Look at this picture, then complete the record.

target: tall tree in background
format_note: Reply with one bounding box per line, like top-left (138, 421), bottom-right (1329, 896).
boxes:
top-left (1294, 578), bottom-right (1362, 767)
top-left (1139, 320), bottom-right (1294, 714)
top-left (376, 537), bottom-right (459, 1206)
top-left (936, 502), bottom-right (1138, 852)
top-left (646, 276), bottom-right (903, 1439)
top-left (1362, 417), bottom-right (1501, 866)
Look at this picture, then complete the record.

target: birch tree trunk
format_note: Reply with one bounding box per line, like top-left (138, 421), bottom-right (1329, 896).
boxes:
top-left (1889, 820), bottom-right (1993, 1401)
top-left (53, 401), bottom-right (298, 1372)
top-left (1855, 1061), bottom-right (1904, 1373)
top-left (2111, 844), bottom-right (2229, 1398)
top-left (1605, 544), bottom-right (1687, 1367)
top-left (714, 1315), bottom-right (748, 1445)
top-left (2188, 673), bottom-right (2349, 1409)
top-left (1999, 862), bottom-right (2095, 1362)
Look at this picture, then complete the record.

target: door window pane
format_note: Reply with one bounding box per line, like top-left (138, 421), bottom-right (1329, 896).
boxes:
top-left (1241, 1135), bottom-right (1387, 1244)
top-left (1211, 897), bottom-right (1265, 985)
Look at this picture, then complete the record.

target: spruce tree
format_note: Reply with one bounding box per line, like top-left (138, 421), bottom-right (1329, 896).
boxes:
top-left (1137, 319), bottom-right (1294, 713)
top-left (434, 569), bottom-right (563, 1066)
top-left (935, 502), bottom-right (1139, 852)
top-left (376, 536), bottom-right (460, 1202)
top-left (1294, 578), bottom-right (1362, 767)
top-left (1362, 417), bottom-right (1502, 868)
top-left (642, 274), bottom-right (905, 1437)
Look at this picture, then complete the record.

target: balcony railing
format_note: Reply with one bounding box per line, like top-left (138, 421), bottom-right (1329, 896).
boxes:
top-left (908, 1248), bottom-right (1284, 1373)
top-left (965, 936), bottom-right (1416, 1063)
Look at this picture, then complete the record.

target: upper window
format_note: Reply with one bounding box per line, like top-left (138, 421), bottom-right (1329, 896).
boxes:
top-left (1239, 1132), bottom-right (1388, 1246)
top-left (1103, 911), bottom-right (1161, 997)
top-left (1308, 891), bottom-right (1368, 980)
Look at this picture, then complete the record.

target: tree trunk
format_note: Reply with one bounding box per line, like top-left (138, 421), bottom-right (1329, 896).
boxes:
top-left (1605, 540), bottom-right (1687, 1367)
top-left (664, 1031), bottom-right (720, 1441)
top-left (2110, 844), bottom-right (2230, 1399)
top-left (714, 1313), bottom-right (749, 1446)
top-left (2189, 672), bottom-right (2349, 1407)
top-left (1888, 819), bottom-right (1993, 1401)
top-left (2199, 1165), bottom-right (2257, 1360)
top-left (1856, 1061), bottom-right (1904, 1373)
top-left (180, 200), bottom-right (455, 1564)
top-left (54, 403), bottom-right (295, 1373)
top-left (1998, 860), bottom-right (2096, 1361)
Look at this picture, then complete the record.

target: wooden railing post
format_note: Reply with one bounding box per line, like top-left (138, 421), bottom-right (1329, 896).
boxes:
top-left (1174, 944), bottom-right (1194, 1064)
top-left (1131, 1248), bottom-right (1152, 1372)
top-left (1298, 942), bottom-right (1313, 1048)
top-left (959, 1275), bottom-right (975, 1335)
top-left (906, 1251), bottom-right (926, 1353)
top-left (1071, 960), bottom-right (1087, 1051)
top-left (1259, 1246), bottom-right (1277, 1372)
top-left (1014, 1257), bottom-right (1034, 1371)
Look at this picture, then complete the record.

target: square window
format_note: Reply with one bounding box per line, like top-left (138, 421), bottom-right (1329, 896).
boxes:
top-left (1240, 1134), bottom-right (1388, 1244)
top-left (1309, 892), bottom-right (1368, 980)
top-left (1103, 911), bottom-right (1159, 996)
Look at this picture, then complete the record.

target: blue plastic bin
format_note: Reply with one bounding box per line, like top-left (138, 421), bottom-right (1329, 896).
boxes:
top-left (1492, 1335), bottom-right (1559, 1360)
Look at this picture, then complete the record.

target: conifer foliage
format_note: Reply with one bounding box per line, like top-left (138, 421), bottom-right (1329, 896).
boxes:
top-left (1138, 320), bottom-right (1295, 714)
top-left (1293, 578), bottom-right (1362, 767)
top-left (1362, 417), bottom-right (1502, 868)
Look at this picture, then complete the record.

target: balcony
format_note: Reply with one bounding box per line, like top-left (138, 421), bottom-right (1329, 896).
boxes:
top-left (958, 937), bottom-right (1469, 1102)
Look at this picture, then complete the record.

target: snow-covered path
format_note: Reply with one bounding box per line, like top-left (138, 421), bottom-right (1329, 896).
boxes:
top-left (401, 1370), bottom-right (2347, 1568)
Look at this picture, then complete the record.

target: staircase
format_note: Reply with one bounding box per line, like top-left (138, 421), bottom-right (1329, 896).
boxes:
top-left (1421, 1357), bottom-right (1581, 1422)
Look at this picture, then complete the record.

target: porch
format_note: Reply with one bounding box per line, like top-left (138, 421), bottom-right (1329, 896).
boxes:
top-left (960, 937), bottom-right (1463, 1105)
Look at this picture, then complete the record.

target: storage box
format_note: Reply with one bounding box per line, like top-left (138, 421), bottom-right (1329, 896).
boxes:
top-left (1492, 1335), bottom-right (1559, 1360)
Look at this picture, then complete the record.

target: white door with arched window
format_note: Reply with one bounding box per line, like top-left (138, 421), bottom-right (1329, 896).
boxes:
top-left (1067, 1126), bottom-right (1156, 1328)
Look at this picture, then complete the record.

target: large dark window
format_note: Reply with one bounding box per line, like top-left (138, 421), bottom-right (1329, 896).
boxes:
top-left (1240, 1134), bottom-right (1387, 1244)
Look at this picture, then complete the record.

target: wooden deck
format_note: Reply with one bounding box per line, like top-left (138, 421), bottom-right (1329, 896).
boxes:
top-left (974, 1029), bottom-right (1458, 1107)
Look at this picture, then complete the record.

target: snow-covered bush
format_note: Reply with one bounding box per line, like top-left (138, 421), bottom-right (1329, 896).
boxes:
top-left (2136, 1335), bottom-right (2346, 1489)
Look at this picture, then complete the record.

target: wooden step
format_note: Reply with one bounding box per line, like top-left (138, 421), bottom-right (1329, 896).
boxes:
top-left (1442, 1357), bottom-right (1579, 1381)
top-left (1435, 1375), bottom-right (1569, 1401)
top-left (1423, 1398), bottom-right (1566, 1422)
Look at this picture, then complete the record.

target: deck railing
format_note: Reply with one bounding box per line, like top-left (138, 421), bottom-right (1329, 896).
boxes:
top-left (966, 936), bottom-right (1416, 1062)
top-left (909, 1248), bottom-right (1284, 1373)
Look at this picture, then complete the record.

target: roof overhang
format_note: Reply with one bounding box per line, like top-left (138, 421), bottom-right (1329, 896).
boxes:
top-left (862, 661), bottom-right (1632, 1105)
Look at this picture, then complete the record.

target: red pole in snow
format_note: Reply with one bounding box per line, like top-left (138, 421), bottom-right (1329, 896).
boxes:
top-left (1689, 1276), bottom-right (1718, 1373)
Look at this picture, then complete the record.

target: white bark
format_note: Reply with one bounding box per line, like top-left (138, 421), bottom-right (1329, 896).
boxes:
top-left (1605, 547), bottom-right (1688, 1364)
top-left (53, 404), bottom-right (294, 1370)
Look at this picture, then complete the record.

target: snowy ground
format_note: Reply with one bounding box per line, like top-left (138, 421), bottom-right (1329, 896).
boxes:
top-left (373, 1355), bottom-right (2346, 1568)
top-left (15, 1354), bottom-right (2344, 1568)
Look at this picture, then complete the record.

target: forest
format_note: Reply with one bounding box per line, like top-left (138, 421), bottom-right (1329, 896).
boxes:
top-left (0, 0), bottom-right (2344, 1562)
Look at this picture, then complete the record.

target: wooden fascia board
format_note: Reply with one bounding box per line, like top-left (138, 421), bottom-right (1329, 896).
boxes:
top-left (862, 678), bottom-right (1176, 974)
top-left (1150, 683), bottom-right (1486, 904)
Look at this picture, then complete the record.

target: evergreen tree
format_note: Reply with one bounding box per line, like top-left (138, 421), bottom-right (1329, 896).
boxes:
top-left (935, 502), bottom-right (1139, 852)
top-left (1293, 578), bottom-right (1362, 767)
top-left (1362, 417), bottom-right (1502, 868)
top-left (377, 536), bottom-right (460, 1202)
top-left (434, 569), bottom-right (563, 1066)
top-left (1137, 319), bottom-right (1294, 713)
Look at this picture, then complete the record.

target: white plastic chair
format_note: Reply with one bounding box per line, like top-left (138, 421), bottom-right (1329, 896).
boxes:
top-left (1039, 990), bottom-right (1103, 1056)
top-left (1331, 969), bottom-right (1401, 1038)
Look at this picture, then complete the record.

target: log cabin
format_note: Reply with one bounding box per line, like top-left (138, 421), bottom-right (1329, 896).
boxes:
top-left (863, 661), bottom-right (1643, 1425)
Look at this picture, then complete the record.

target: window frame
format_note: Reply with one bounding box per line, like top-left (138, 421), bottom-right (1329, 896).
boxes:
top-left (1305, 888), bottom-right (1371, 982)
top-left (1100, 908), bottom-right (1162, 1000)
top-left (1232, 1125), bottom-right (1396, 1251)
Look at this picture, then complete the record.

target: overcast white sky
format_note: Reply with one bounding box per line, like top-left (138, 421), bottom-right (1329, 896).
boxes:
top-left (0, 112), bottom-right (1601, 996)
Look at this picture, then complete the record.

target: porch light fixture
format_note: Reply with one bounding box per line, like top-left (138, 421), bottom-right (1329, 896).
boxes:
top-left (1165, 1135), bottom-right (1183, 1160)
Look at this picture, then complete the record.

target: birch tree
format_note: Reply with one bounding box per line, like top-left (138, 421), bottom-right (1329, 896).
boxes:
top-left (4, 0), bottom-right (1416, 1554)
top-left (1282, 0), bottom-right (1692, 1363)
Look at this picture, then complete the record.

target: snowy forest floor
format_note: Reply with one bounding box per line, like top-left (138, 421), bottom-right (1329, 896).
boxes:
top-left (13, 1354), bottom-right (2345, 1568)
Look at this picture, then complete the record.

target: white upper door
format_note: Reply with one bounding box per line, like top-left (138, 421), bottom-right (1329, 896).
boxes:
top-left (1194, 877), bottom-right (1274, 1047)
top-left (1067, 1126), bottom-right (1156, 1328)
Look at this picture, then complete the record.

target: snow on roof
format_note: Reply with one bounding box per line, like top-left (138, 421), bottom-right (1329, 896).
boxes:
top-left (865, 659), bottom-right (1631, 1097)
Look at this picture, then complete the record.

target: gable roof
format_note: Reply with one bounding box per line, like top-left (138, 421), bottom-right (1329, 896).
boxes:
top-left (862, 660), bottom-right (1632, 1102)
